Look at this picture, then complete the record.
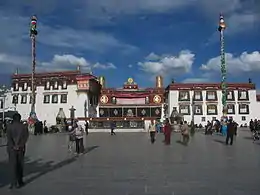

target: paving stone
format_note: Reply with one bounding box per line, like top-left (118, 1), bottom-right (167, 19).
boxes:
top-left (0, 129), bottom-right (259, 195)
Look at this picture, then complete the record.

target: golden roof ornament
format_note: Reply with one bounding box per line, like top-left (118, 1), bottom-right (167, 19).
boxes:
top-left (127, 78), bottom-right (134, 84)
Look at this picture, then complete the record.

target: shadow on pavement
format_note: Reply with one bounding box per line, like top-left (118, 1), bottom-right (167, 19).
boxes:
top-left (243, 136), bottom-right (253, 140)
top-left (176, 140), bottom-right (188, 146)
top-left (0, 145), bottom-right (99, 188)
top-left (213, 139), bottom-right (226, 145)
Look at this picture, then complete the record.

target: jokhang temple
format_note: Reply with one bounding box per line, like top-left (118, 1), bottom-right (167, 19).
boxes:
top-left (86, 76), bottom-right (165, 129)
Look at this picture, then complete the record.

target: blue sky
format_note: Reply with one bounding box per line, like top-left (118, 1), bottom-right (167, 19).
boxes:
top-left (0, 0), bottom-right (259, 88)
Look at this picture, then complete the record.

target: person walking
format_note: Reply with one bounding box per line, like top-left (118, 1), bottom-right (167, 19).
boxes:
top-left (181, 121), bottom-right (190, 145)
top-left (110, 121), bottom-right (116, 135)
top-left (164, 118), bottom-right (172, 145)
top-left (85, 120), bottom-right (89, 135)
top-left (68, 121), bottom-right (75, 152)
top-left (7, 113), bottom-right (29, 189)
top-left (74, 120), bottom-right (84, 155)
top-left (226, 119), bottom-right (235, 145)
top-left (149, 120), bottom-right (156, 144)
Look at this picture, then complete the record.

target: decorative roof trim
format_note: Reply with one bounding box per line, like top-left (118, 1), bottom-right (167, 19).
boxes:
top-left (168, 83), bottom-right (255, 90)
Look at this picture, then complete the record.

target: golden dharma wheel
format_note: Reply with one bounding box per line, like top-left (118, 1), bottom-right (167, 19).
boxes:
top-left (153, 95), bottom-right (162, 103)
top-left (100, 95), bottom-right (108, 104)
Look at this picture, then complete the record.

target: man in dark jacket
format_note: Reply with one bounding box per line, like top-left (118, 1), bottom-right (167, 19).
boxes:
top-left (226, 119), bottom-right (235, 145)
top-left (85, 120), bottom-right (89, 135)
top-left (7, 113), bottom-right (29, 189)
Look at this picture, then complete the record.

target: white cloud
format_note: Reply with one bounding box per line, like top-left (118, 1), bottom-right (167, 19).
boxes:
top-left (40, 54), bottom-right (90, 71)
top-left (0, 10), bottom-right (137, 55)
top-left (182, 77), bottom-right (211, 83)
top-left (0, 53), bottom-right (30, 73)
top-left (38, 25), bottom-right (137, 53)
top-left (138, 50), bottom-right (195, 76)
top-left (200, 51), bottom-right (260, 74)
top-left (93, 62), bottom-right (116, 69)
top-left (128, 64), bottom-right (133, 68)
top-left (145, 52), bottom-right (161, 61)
top-left (40, 54), bottom-right (116, 72)
top-left (226, 12), bottom-right (259, 34)
top-left (0, 10), bottom-right (137, 73)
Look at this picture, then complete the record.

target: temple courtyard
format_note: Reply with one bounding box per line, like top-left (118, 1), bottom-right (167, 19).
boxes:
top-left (0, 129), bottom-right (260, 195)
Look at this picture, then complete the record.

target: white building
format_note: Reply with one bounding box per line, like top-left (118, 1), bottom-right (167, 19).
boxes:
top-left (165, 82), bottom-right (260, 126)
top-left (5, 69), bottom-right (100, 126)
top-left (0, 89), bottom-right (15, 120)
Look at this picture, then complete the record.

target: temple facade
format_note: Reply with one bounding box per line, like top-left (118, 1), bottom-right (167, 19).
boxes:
top-left (165, 82), bottom-right (259, 126)
top-left (83, 76), bottom-right (165, 129)
top-left (7, 68), bottom-right (101, 126)
top-left (2, 69), bottom-right (260, 129)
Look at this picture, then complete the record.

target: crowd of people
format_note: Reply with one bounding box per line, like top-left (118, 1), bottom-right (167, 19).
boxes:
top-left (146, 117), bottom-right (240, 146)
top-left (204, 119), bottom-right (238, 136)
top-left (148, 119), bottom-right (190, 146)
top-left (2, 112), bottom-right (257, 190)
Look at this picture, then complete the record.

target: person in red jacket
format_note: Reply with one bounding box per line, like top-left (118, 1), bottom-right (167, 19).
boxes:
top-left (164, 118), bottom-right (172, 145)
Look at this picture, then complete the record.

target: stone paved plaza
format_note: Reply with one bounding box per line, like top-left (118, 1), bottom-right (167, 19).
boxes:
top-left (0, 129), bottom-right (260, 195)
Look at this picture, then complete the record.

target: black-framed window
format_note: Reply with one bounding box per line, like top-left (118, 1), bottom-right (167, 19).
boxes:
top-left (238, 90), bottom-right (249, 101)
top-left (207, 104), bottom-right (218, 115)
top-left (13, 83), bottom-right (19, 91)
top-left (123, 107), bottom-right (137, 117)
top-left (239, 104), bottom-right (249, 114)
top-left (60, 94), bottom-right (67, 103)
top-left (193, 91), bottom-right (203, 101)
top-left (201, 117), bottom-right (206, 122)
top-left (45, 81), bottom-right (50, 90)
top-left (179, 91), bottom-right (190, 101)
top-left (227, 104), bottom-right (235, 114)
top-left (194, 105), bottom-right (203, 115)
top-left (212, 117), bottom-right (216, 121)
top-left (22, 83), bottom-right (28, 91)
top-left (99, 108), bottom-right (109, 117)
top-left (179, 105), bottom-right (190, 115)
top-left (110, 108), bottom-right (123, 117)
top-left (61, 80), bottom-right (67, 89)
top-left (226, 91), bottom-right (235, 101)
top-left (29, 95), bottom-right (32, 104)
top-left (0, 99), bottom-right (3, 109)
top-left (241, 116), bottom-right (246, 121)
top-left (53, 81), bottom-right (59, 90)
top-left (52, 94), bottom-right (58, 103)
top-left (21, 95), bottom-right (27, 104)
top-left (12, 95), bottom-right (18, 104)
top-left (43, 95), bottom-right (50, 103)
top-left (206, 91), bottom-right (217, 101)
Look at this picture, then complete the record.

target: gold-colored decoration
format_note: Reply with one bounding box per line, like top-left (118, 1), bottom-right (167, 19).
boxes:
top-left (127, 78), bottom-right (134, 84)
top-left (156, 75), bottom-right (163, 88)
top-left (153, 95), bottom-right (161, 103)
top-left (100, 95), bottom-right (108, 104)
top-left (99, 76), bottom-right (105, 88)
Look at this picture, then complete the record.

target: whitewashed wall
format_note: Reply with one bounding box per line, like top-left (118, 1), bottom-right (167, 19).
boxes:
top-left (168, 89), bottom-right (260, 126)
top-left (5, 84), bottom-right (90, 127)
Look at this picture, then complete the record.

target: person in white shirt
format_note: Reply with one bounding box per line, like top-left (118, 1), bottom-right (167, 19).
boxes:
top-left (149, 120), bottom-right (156, 144)
top-left (73, 119), bottom-right (84, 154)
